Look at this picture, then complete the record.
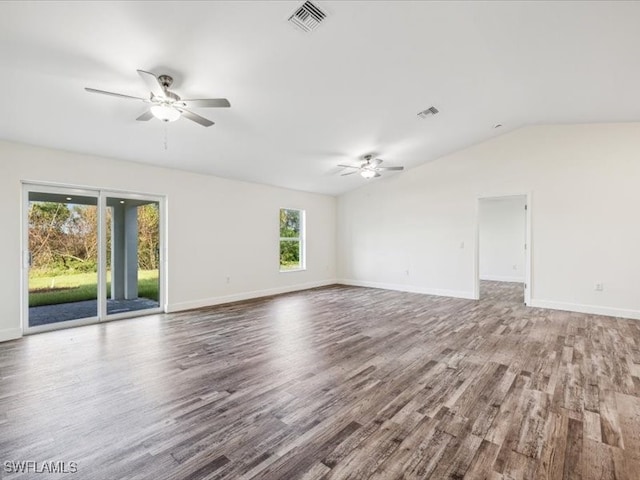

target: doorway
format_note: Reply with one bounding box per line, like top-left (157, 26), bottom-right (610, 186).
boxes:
top-left (23, 184), bottom-right (165, 334)
top-left (475, 194), bottom-right (531, 305)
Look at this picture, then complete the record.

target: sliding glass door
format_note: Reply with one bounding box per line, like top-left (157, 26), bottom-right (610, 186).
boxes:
top-left (26, 189), bottom-right (99, 328)
top-left (103, 194), bottom-right (161, 318)
top-left (23, 184), bottom-right (164, 333)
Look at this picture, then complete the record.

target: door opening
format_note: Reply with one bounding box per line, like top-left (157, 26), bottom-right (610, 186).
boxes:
top-left (475, 194), bottom-right (531, 305)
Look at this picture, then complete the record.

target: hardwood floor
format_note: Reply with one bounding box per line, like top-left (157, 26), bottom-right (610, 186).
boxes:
top-left (1, 282), bottom-right (639, 479)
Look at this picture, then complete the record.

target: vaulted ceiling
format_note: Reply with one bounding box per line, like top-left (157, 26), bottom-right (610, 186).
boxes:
top-left (1, 1), bottom-right (638, 195)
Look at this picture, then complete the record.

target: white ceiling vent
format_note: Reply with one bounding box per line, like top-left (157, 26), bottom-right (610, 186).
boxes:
top-left (288, 1), bottom-right (327, 33)
top-left (417, 106), bottom-right (439, 119)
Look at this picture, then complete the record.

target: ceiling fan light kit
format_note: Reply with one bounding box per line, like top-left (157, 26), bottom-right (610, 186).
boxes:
top-left (150, 104), bottom-right (181, 122)
top-left (85, 69), bottom-right (230, 127)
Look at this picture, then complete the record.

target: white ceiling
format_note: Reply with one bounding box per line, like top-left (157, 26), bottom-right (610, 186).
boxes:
top-left (1, 1), bottom-right (639, 195)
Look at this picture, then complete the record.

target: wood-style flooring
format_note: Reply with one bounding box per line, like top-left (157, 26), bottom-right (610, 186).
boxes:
top-left (1, 281), bottom-right (640, 479)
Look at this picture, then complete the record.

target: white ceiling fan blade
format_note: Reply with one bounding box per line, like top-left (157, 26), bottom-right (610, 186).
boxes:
top-left (180, 98), bottom-right (231, 108)
top-left (337, 164), bottom-right (360, 169)
top-left (136, 110), bottom-right (154, 121)
top-left (85, 87), bottom-right (146, 102)
top-left (180, 108), bottom-right (214, 127)
top-left (376, 166), bottom-right (404, 171)
top-left (137, 70), bottom-right (164, 96)
top-left (341, 171), bottom-right (358, 176)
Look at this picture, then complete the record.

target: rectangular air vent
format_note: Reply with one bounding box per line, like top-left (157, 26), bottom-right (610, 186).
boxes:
top-left (417, 106), bottom-right (439, 119)
top-left (288, 1), bottom-right (327, 33)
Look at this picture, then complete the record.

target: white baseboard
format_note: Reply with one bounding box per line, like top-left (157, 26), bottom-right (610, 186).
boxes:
top-left (0, 327), bottom-right (22, 342)
top-left (166, 280), bottom-right (337, 313)
top-left (529, 299), bottom-right (640, 321)
top-left (480, 275), bottom-right (525, 283)
top-left (337, 279), bottom-right (475, 300)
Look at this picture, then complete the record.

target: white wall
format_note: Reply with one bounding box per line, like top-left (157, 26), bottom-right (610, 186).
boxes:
top-left (0, 140), bottom-right (337, 342)
top-left (479, 196), bottom-right (526, 283)
top-left (337, 124), bottom-right (640, 320)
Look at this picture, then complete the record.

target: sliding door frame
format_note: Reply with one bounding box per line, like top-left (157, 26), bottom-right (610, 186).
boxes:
top-left (21, 182), bottom-right (167, 335)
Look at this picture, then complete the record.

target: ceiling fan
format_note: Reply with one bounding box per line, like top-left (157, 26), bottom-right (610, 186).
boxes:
top-left (338, 154), bottom-right (405, 179)
top-left (85, 70), bottom-right (230, 127)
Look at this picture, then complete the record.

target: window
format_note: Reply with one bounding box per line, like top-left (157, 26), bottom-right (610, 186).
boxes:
top-left (279, 208), bottom-right (305, 271)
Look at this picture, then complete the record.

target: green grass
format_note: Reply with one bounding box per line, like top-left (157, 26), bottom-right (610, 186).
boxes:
top-left (29, 270), bottom-right (159, 307)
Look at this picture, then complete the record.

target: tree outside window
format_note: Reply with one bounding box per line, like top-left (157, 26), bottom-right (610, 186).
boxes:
top-left (279, 208), bottom-right (305, 271)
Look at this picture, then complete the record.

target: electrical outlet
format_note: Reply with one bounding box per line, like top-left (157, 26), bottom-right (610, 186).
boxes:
top-left (594, 283), bottom-right (603, 292)
top-left (512, 264), bottom-right (517, 270)
top-left (226, 276), bottom-right (231, 284)
top-left (405, 269), bottom-right (409, 276)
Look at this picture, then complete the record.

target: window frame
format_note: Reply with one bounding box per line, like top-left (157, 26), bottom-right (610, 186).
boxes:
top-left (279, 208), bottom-right (306, 272)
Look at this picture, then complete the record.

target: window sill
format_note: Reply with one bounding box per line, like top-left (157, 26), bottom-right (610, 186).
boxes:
top-left (279, 268), bottom-right (306, 273)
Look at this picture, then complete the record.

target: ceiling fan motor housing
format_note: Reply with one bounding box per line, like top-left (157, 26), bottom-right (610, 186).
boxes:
top-left (157, 74), bottom-right (174, 89)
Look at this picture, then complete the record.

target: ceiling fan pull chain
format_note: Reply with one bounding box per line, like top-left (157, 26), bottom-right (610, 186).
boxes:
top-left (164, 124), bottom-right (168, 151)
